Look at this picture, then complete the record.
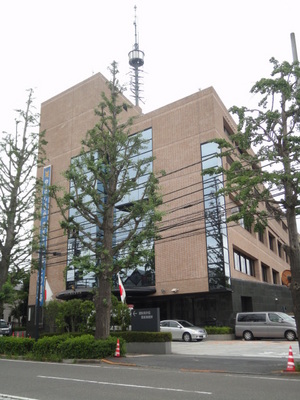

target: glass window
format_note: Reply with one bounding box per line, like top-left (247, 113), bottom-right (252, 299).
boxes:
top-left (201, 142), bottom-right (231, 291)
top-left (66, 128), bottom-right (154, 290)
top-left (277, 242), bottom-right (282, 258)
top-left (233, 250), bottom-right (255, 277)
top-left (268, 233), bottom-right (275, 251)
top-left (261, 264), bottom-right (269, 282)
top-left (268, 313), bottom-right (281, 323)
top-left (201, 142), bottom-right (220, 158)
top-left (272, 269), bottom-right (279, 284)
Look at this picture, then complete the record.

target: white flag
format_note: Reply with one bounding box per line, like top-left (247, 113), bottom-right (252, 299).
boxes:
top-left (118, 273), bottom-right (126, 304)
top-left (45, 277), bottom-right (53, 303)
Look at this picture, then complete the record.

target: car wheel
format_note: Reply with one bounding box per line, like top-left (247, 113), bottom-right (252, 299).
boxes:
top-left (182, 332), bottom-right (192, 342)
top-left (243, 330), bottom-right (253, 341)
top-left (285, 330), bottom-right (296, 341)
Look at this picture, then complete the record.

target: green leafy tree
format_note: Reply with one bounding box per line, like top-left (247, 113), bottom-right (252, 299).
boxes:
top-left (0, 89), bottom-right (46, 317)
top-left (51, 62), bottom-right (163, 339)
top-left (111, 295), bottom-right (131, 331)
top-left (205, 58), bottom-right (300, 347)
top-left (0, 268), bottom-right (30, 326)
top-left (44, 299), bottom-right (95, 333)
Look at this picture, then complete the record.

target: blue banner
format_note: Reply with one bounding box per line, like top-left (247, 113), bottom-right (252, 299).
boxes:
top-left (36, 165), bottom-right (52, 307)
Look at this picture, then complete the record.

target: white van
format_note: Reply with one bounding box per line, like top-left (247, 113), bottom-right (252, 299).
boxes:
top-left (235, 312), bottom-right (297, 341)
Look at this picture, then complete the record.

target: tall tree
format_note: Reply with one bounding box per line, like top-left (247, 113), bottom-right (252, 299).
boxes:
top-left (52, 62), bottom-right (163, 339)
top-left (0, 89), bottom-right (46, 317)
top-left (205, 58), bottom-right (300, 347)
top-left (0, 268), bottom-right (30, 325)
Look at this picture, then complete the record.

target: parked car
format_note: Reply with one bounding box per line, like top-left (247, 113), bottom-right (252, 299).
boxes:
top-left (235, 311), bottom-right (298, 341)
top-left (160, 319), bottom-right (207, 342)
top-left (0, 319), bottom-right (11, 336)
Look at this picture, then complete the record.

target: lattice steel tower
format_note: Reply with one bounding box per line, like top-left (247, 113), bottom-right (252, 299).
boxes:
top-left (128, 6), bottom-right (144, 107)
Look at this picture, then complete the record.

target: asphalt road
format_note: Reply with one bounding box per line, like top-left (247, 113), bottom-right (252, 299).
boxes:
top-left (0, 340), bottom-right (299, 400)
top-left (0, 355), bottom-right (299, 400)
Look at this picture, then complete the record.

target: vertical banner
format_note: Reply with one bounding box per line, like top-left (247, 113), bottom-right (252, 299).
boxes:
top-left (36, 165), bottom-right (52, 307)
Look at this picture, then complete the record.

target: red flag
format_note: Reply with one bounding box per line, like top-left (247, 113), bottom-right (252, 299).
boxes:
top-left (118, 273), bottom-right (126, 303)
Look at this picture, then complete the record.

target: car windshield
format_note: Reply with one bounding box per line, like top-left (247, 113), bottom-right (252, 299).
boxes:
top-left (177, 320), bottom-right (194, 327)
top-left (276, 312), bottom-right (295, 322)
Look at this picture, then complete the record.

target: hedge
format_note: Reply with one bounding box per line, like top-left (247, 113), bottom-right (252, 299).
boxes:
top-left (0, 334), bottom-right (125, 360)
top-left (110, 331), bottom-right (171, 342)
top-left (0, 337), bottom-right (34, 356)
top-left (205, 326), bottom-right (233, 335)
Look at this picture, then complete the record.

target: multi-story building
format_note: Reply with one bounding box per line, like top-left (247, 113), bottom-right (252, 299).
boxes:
top-left (27, 72), bottom-right (293, 335)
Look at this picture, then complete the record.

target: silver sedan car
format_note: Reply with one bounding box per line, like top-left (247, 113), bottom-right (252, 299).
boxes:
top-left (160, 319), bottom-right (207, 342)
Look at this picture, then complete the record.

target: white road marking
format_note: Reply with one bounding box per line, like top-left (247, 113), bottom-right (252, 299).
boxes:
top-left (38, 375), bottom-right (212, 395)
top-left (0, 395), bottom-right (39, 400)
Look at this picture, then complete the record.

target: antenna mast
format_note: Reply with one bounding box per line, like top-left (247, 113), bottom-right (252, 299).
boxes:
top-left (290, 33), bottom-right (300, 88)
top-left (128, 5), bottom-right (145, 107)
top-left (291, 32), bottom-right (299, 62)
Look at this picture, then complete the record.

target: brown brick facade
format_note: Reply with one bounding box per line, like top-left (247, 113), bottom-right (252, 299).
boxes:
top-left (27, 73), bottom-right (292, 332)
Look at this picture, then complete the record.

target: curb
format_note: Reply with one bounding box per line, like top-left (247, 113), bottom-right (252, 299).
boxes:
top-left (101, 358), bottom-right (137, 367)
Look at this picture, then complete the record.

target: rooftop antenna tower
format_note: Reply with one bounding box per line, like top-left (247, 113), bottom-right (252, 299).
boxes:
top-left (290, 33), bottom-right (300, 88)
top-left (128, 5), bottom-right (145, 107)
top-left (291, 32), bottom-right (299, 63)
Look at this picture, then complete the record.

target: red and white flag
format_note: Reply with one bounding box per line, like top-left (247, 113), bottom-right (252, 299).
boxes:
top-left (118, 273), bottom-right (126, 304)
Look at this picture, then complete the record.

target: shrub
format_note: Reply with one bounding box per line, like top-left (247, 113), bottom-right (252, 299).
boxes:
top-left (111, 295), bottom-right (131, 331)
top-left (12, 326), bottom-right (26, 333)
top-left (33, 335), bottom-right (71, 359)
top-left (110, 331), bottom-right (171, 342)
top-left (32, 334), bottom-right (125, 360)
top-left (43, 299), bottom-right (95, 334)
top-left (205, 326), bottom-right (233, 335)
top-left (58, 335), bottom-right (125, 359)
top-left (0, 337), bottom-right (34, 355)
top-left (1, 332), bottom-right (171, 361)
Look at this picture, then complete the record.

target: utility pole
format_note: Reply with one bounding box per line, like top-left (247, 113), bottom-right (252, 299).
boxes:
top-left (34, 248), bottom-right (43, 341)
top-left (34, 249), bottom-right (61, 340)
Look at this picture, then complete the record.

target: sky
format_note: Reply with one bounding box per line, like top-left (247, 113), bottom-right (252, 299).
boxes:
top-left (1, 0), bottom-right (300, 129)
top-left (1, 0), bottom-right (299, 227)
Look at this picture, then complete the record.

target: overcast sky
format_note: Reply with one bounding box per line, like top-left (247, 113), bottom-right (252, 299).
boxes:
top-left (1, 0), bottom-right (300, 231)
top-left (1, 0), bottom-right (299, 130)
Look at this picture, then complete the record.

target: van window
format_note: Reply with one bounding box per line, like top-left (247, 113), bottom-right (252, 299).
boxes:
top-left (238, 313), bottom-right (266, 322)
top-left (268, 313), bottom-right (281, 322)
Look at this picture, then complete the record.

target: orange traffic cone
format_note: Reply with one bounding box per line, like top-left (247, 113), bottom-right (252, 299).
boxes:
top-left (285, 346), bottom-right (296, 372)
top-left (114, 338), bottom-right (120, 357)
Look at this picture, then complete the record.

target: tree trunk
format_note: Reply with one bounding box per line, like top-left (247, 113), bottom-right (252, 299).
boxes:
top-left (94, 276), bottom-right (112, 339)
top-left (0, 259), bottom-right (10, 318)
top-left (286, 210), bottom-right (300, 351)
top-left (288, 242), bottom-right (300, 351)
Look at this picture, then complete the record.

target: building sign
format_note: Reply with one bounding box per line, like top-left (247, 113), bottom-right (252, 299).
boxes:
top-left (35, 165), bottom-right (52, 307)
top-left (131, 308), bottom-right (160, 332)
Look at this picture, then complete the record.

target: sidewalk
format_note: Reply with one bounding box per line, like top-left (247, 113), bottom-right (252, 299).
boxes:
top-left (170, 339), bottom-right (300, 359)
top-left (109, 340), bottom-right (300, 376)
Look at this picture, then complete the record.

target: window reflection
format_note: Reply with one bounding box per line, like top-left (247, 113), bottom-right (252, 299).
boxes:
top-left (201, 142), bottom-right (231, 290)
top-left (66, 129), bottom-right (154, 290)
